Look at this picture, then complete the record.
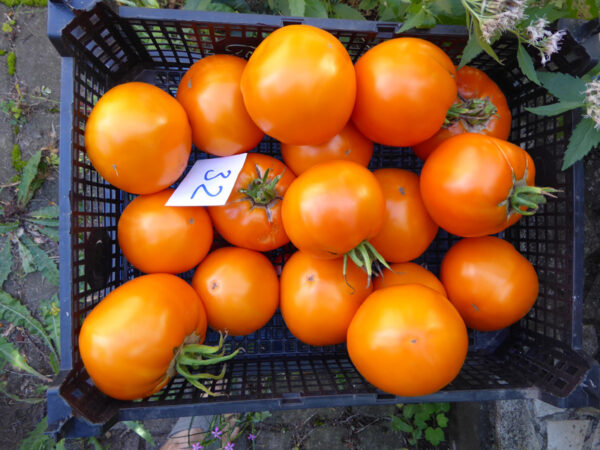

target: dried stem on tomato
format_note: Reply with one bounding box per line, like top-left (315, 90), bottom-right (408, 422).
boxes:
top-left (343, 240), bottom-right (392, 289)
top-left (444, 95), bottom-right (498, 131)
top-left (237, 165), bottom-right (284, 223)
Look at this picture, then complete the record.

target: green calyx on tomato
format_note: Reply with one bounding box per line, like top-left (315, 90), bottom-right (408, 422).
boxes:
top-left (238, 166), bottom-right (284, 222)
top-left (444, 95), bottom-right (498, 131)
top-left (343, 240), bottom-right (392, 288)
top-left (499, 159), bottom-right (559, 217)
top-left (168, 331), bottom-right (241, 397)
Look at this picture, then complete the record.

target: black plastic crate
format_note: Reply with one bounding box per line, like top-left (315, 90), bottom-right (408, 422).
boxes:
top-left (47, 0), bottom-right (600, 438)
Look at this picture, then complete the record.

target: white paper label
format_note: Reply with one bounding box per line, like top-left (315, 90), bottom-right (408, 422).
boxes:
top-left (165, 153), bottom-right (248, 206)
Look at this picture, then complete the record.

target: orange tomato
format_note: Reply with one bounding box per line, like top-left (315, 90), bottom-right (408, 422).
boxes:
top-left (79, 274), bottom-right (207, 400)
top-left (118, 189), bottom-right (213, 274)
top-left (280, 122), bottom-right (373, 176)
top-left (352, 38), bottom-right (457, 147)
top-left (441, 236), bottom-right (539, 331)
top-left (369, 169), bottom-right (438, 263)
top-left (374, 262), bottom-right (447, 297)
top-left (176, 55), bottom-right (264, 156)
top-left (191, 247), bottom-right (279, 336)
top-left (208, 154), bottom-right (295, 252)
top-left (413, 66), bottom-right (512, 160)
top-left (85, 82), bottom-right (191, 194)
top-left (281, 160), bottom-right (385, 259)
top-left (280, 251), bottom-right (372, 346)
top-left (347, 285), bottom-right (468, 397)
top-left (420, 133), bottom-right (540, 237)
top-left (241, 24), bottom-right (356, 145)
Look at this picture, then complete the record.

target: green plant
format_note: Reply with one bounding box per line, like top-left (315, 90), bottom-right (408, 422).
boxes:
top-left (390, 402), bottom-right (450, 447)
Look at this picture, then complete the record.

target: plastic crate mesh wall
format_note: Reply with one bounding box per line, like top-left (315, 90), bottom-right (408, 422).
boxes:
top-left (59, 4), bottom-right (590, 418)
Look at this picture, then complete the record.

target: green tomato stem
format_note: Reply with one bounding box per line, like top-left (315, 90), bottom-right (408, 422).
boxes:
top-left (238, 166), bottom-right (284, 206)
top-left (174, 331), bottom-right (242, 397)
top-left (343, 240), bottom-right (391, 290)
top-left (510, 185), bottom-right (559, 216)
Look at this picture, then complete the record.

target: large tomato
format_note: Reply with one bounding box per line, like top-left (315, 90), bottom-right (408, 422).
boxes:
top-left (176, 55), bottom-right (264, 156)
top-left (441, 236), bottom-right (539, 331)
top-left (280, 122), bottom-right (373, 176)
top-left (420, 133), bottom-right (555, 237)
top-left (281, 160), bottom-right (385, 259)
top-left (413, 66), bottom-right (512, 160)
top-left (347, 285), bottom-right (468, 397)
top-left (280, 251), bottom-right (372, 346)
top-left (241, 24), bottom-right (356, 145)
top-left (369, 169), bottom-right (438, 263)
top-left (191, 247), bottom-right (279, 336)
top-left (208, 154), bottom-right (295, 252)
top-left (374, 262), bottom-right (447, 297)
top-left (79, 274), bottom-right (208, 400)
top-left (352, 38), bottom-right (457, 147)
top-left (118, 189), bottom-right (213, 274)
top-left (85, 82), bottom-right (191, 194)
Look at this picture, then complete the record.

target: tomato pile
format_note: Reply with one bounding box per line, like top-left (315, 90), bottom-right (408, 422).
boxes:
top-left (80, 24), bottom-right (556, 401)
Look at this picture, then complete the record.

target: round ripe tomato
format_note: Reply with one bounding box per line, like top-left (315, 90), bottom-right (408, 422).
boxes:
top-left (441, 236), bottom-right (539, 331)
top-left (374, 262), bottom-right (446, 297)
top-left (85, 82), bottom-right (191, 195)
top-left (208, 154), bottom-right (295, 252)
top-left (176, 55), bottom-right (264, 156)
top-left (79, 274), bottom-right (207, 400)
top-left (118, 189), bottom-right (213, 274)
top-left (281, 160), bottom-right (385, 259)
top-left (280, 251), bottom-right (372, 346)
top-left (369, 169), bottom-right (438, 263)
top-left (347, 285), bottom-right (468, 397)
top-left (352, 38), bottom-right (457, 147)
top-left (280, 122), bottom-right (373, 176)
top-left (191, 247), bottom-right (279, 336)
top-left (419, 133), bottom-right (553, 237)
top-left (413, 66), bottom-right (512, 160)
top-left (241, 24), bottom-right (356, 145)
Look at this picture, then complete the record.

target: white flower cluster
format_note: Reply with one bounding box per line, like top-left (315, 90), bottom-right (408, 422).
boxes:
top-left (478, 0), bottom-right (528, 43)
top-left (526, 18), bottom-right (567, 65)
top-left (585, 79), bottom-right (600, 130)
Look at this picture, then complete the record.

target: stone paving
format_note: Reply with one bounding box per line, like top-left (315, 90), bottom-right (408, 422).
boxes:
top-left (0, 4), bottom-right (599, 449)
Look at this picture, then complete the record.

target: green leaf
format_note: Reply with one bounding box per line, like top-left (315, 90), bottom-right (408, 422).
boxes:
top-left (436, 413), bottom-right (449, 428)
top-left (525, 4), bottom-right (570, 23)
top-left (562, 118), bottom-right (600, 169)
top-left (17, 238), bottom-right (35, 275)
top-left (0, 222), bottom-right (18, 234)
top-left (430, 0), bottom-right (466, 24)
top-left (390, 415), bottom-right (414, 433)
top-left (398, 5), bottom-right (436, 32)
top-left (19, 234), bottom-right (59, 286)
top-left (183, 0), bottom-right (212, 10)
top-left (0, 239), bottom-right (12, 288)
top-left (420, 403), bottom-right (437, 415)
top-left (32, 224), bottom-right (59, 243)
top-left (28, 205), bottom-right (58, 219)
top-left (473, 25), bottom-right (501, 65)
top-left (24, 217), bottom-right (59, 228)
top-left (517, 43), bottom-right (541, 86)
top-left (359, 0), bottom-right (378, 10)
top-left (403, 404), bottom-right (417, 419)
top-left (287, 0), bottom-right (305, 16)
top-left (379, 0), bottom-right (409, 21)
top-left (0, 290), bottom-right (58, 359)
top-left (55, 439), bottom-right (67, 450)
top-left (217, 0), bottom-right (252, 12)
top-left (141, 0), bottom-right (159, 7)
top-left (0, 380), bottom-right (44, 404)
top-left (17, 150), bottom-right (43, 208)
top-left (40, 294), bottom-right (60, 360)
top-left (525, 101), bottom-right (582, 116)
top-left (305, 0), bottom-right (328, 17)
top-left (207, 3), bottom-right (236, 11)
top-left (18, 418), bottom-right (54, 450)
top-left (414, 411), bottom-right (429, 430)
top-left (536, 71), bottom-right (587, 103)
top-left (123, 421), bottom-right (155, 446)
top-left (425, 426), bottom-right (445, 446)
top-left (333, 3), bottom-right (365, 20)
top-left (0, 336), bottom-right (47, 379)
top-left (458, 40), bottom-right (478, 66)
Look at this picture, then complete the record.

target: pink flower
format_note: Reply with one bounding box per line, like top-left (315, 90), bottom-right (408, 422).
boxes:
top-left (211, 427), bottom-right (223, 439)
top-left (224, 443), bottom-right (234, 450)
top-left (191, 443), bottom-right (202, 450)
top-left (248, 433), bottom-right (257, 441)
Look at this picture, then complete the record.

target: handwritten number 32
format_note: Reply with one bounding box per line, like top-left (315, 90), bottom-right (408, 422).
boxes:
top-left (190, 169), bottom-right (232, 199)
